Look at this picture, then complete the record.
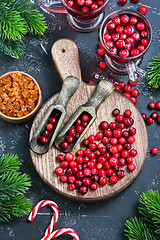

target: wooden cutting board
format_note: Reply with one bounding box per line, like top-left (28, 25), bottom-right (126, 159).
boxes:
top-left (29, 39), bottom-right (148, 202)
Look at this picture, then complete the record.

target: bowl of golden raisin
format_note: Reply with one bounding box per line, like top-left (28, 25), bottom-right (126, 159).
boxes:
top-left (0, 71), bottom-right (42, 124)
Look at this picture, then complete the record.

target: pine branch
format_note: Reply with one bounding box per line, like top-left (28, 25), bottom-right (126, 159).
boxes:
top-left (147, 54), bottom-right (160, 88)
top-left (0, 154), bottom-right (32, 222)
top-left (139, 190), bottom-right (160, 237)
top-left (0, 38), bottom-right (25, 58)
top-left (124, 217), bottom-right (155, 240)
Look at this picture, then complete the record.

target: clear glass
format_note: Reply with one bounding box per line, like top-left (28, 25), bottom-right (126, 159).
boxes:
top-left (99, 10), bottom-right (152, 84)
top-left (41, 0), bottom-right (109, 32)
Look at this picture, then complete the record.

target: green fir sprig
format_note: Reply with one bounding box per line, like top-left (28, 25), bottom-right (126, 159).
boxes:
top-left (0, 154), bottom-right (32, 222)
top-left (0, 0), bottom-right (47, 58)
top-left (147, 54), bottom-right (160, 88)
top-left (124, 190), bottom-right (160, 240)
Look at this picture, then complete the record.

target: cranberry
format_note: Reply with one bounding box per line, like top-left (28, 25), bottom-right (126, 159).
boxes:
top-left (126, 37), bottom-right (133, 44)
top-left (110, 137), bottom-right (118, 145)
top-left (91, 3), bottom-right (98, 10)
top-left (77, 0), bottom-right (85, 5)
top-left (124, 143), bottom-right (131, 151)
top-left (76, 125), bottom-right (83, 133)
top-left (115, 85), bottom-right (121, 92)
top-left (57, 154), bottom-right (65, 162)
top-left (129, 80), bottom-right (137, 86)
top-left (60, 175), bottom-right (68, 183)
top-left (119, 137), bottom-right (126, 145)
top-left (66, 135), bottom-right (74, 143)
top-left (61, 161), bottom-right (69, 168)
top-left (106, 169), bottom-right (113, 177)
top-left (151, 112), bottom-right (158, 119)
top-left (88, 142), bottom-right (97, 151)
top-left (84, 149), bottom-right (91, 156)
top-left (124, 117), bottom-right (134, 127)
top-left (129, 16), bottom-right (137, 25)
top-left (121, 15), bottom-right (129, 24)
top-left (130, 97), bottom-right (137, 104)
top-left (68, 175), bottom-right (76, 183)
top-left (83, 177), bottom-right (91, 186)
top-left (119, 0), bottom-right (127, 5)
top-left (100, 121), bottom-right (109, 129)
top-left (158, 116), bottom-right (160, 123)
top-left (68, 127), bottom-right (76, 136)
top-left (125, 44), bottom-right (132, 51)
top-left (74, 133), bottom-right (80, 140)
top-left (148, 102), bottom-right (155, 109)
top-left (104, 129), bottom-right (112, 137)
top-left (88, 81), bottom-right (94, 85)
top-left (104, 151), bottom-right (112, 160)
top-left (81, 112), bottom-right (90, 122)
top-left (60, 141), bottom-right (69, 150)
top-left (67, 0), bottom-right (74, 7)
top-left (46, 124), bottom-right (54, 131)
top-left (82, 121), bottom-right (88, 128)
top-left (130, 149), bottom-right (137, 156)
top-left (82, 138), bottom-right (89, 146)
top-left (118, 123), bottom-right (125, 129)
top-left (75, 119), bottom-right (81, 125)
top-left (121, 150), bottom-right (129, 157)
top-left (110, 47), bottom-right (117, 55)
top-left (83, 168), bottom-right (91, 176)
top-left (38, 136), bottom-right (47, 144)
top-left (117, 170), bottom-right (125, 178)
top-left (124, 92), bottom-right (131, 99)
top-left (117, 144), bottom-right (123, 152)
top-left (118, 157), bottom-right (126, 166)
top-left (128, 163), bottom-right (136, 171)
top-left (94, 149), bottom-right (101, 158)
top-left (113, 17), bottom-right (121, 25)
top-left (141, 39), bottom-right (148, 45)
top-left (70, 160), bottom-right (77, 168)
top-left (110, 175), bottom-right (118, 184)
top-left (99, 62), bottom-right (106, 69)
top-left (124, 109), bottom-right (132, 117)
top-left (122, 130), bottom-right (129, 138)
top-left (141, 113), bottom-right (147, 120)
top-left (102, 137), bottom-right (109, 145)
top-left (116, 26), bottom-right (124, 34)
top-left (88, 152), bottom-right (95, 160)
top-left (90, 183), bottom-right (98, 190)
top-left (69, 183), bottom-right (76, 190)
top-left (126, 156), bottom-right (133, 164)
top-left (98, 168), bottom-right (106, 177)
top-left (112, 108), bottom-right (120, 116)
top-left (119, 82), bottom-right (125, 88)
top-left (96, 132), bottom-right (104, 140)
top-left (131, 89), bottom-right (139, 97)
top-left (65, 152), bottom-right (74, 161)
top-left (113, 128), bottom-right (122, 138)
top-left (55, 166), bottom-right (64, 176)
top-left (141, 30), bottom-right (148, 38)
top-left (129, 127), bottom-right (136, 135)
top-left (124, 85), bottom-right (132, 92)
top-left (42, 130), bottom-right (50, 137)
top-left (109, 157), bottom-right (119, 166)
top-left (139, 5), bottom-right (148, 15)
top-left (75, 179), bottom-right (82, 188)
top-left (79, 185), bottom-right (88, 195)
top-left (112, 33), bottom-right (120, 42)
top-left (124, 26), bottom-right (133, 35)
top-left (131, 49), bottom-right (139, 56)
top-left (76, 170), bottom-right (84, 179)
top-left (106, 41), bottom-right (114, 49)
top-left (156, 101), bottom-right (160, 109)
top-left (88, 160), bottom-right (96, 169)
top-left (110, 146), bottom-right (118, 154)
top-left (136, 22), bottom-right (145, 31)
top-left (138, 45), bottom-right (145, 52)
top-left (104, 33), bottom-right (111, 41)
top-left (97, 48), bottom-right (105, 56)
top-left (116, 114), bottom-right (124, 123)
top-left (49, 117), bottom-right (57, 125)
top-left (119, 49), bottom-right (129, 57)
top-left (72, 167), bottom-right (78, 174)
top-left (146, 117), bottom-right (154, 124)
top-left (116, 40), bottom-right (125, 48)
top-left (109, 122), bottom-right (117, 130)
top-left (107, 22), bottom-right (115, 30)
top-left (76, 149), bottom-right (83, 156)
top-left (120, 33), bottom-right (127, 40)
top-left (151, 147), bottom-right (159, 155)
top-left (99, 176), bottom-right (107, 185)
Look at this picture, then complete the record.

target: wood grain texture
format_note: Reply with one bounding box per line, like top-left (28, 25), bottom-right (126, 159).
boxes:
top-left (30, 84), bottom-right (148, 201)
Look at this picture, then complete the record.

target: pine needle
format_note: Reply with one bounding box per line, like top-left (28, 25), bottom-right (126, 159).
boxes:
top-left (0, 154), bottom-right (32, 222)
top-left (124, 217), bottom-right (155, 240)
top-left (147, 54), bottom-right (160, 88)
top-left (0, 38), bottom-right (25, 58)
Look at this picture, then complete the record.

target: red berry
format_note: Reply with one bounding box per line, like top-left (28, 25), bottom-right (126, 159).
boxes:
top-left (84, 149), bottom-right (91, 156)
top-left (104, 129), bottom-right (112, 137)
top-left (79, 186), bottom-right (88, 195)
top-left (129, 16), bottom-right (137, 25)
top-left (129, 127), bottom-right (136, 135)
top-left (67, 0), bottom-right (74, 7)
top-left (128, 136), bottom-right (135, 144)
top-left (125, 37), bottom-right (133, 44)
top-left (138, 45), bottom-right (145, 52)
top-left (124, 109), bottom-right (132, 117)
top-left (130, 149), bottom-right (137, 156)
top-left (75, 119), bottom-right (81, 125)
top-left (77, 0), bottom-right (85, 5)
top-left (102, 137), bottom-right (109, 145)
top-left (38, 136), bottom-right (47, 144)
top-left (66, 135), bottom-right (74, 143)
top-left (110, 122), bottom-right (117, 130)
top-left (41, 130), bottom-right (50, 137)
top-left (69, 127), bottom-right (76, 136)
top-left (60, 141), bottom-right (69, 150)
top-left (119, 82), bottom-right (125, 88)
top-left (70, 160), bottom-right (77, 168)
top-left (116, 26), bottom-right (124, 34)
top-left (151, 147), bottom-right (159, 155)
top-left (116, 40), bottom-right (125, 48)
top-left (130, 97), bottom-right (137, 104)
top-left (112, 33), bottom-right (119, 41)
top-left (83, 177), bottom-right (91, 186)
top-left (69, 183), bottom-right (76, 190)
top-left (112, 108), bottom-right (120, 116)
top-left (96, 132), bottom-right (104, 140)
top-left (109, 175), bottom-right (118, 184)
top-left (60, 175), bottom-right (68, 183)
top-left (75, 179), bottom-right (82, 188)
top-left (118, 157), bottom-right (126, 166)
top-left (76, 149), bottom-right (83, 156)
top-left (99, 62), bottom-right (106, 69)
top-left (85, 0), bottom-right (92, 5)
top-left (68, 175), bottom-right (76, 183)
top-left (81, 112), bottom-right (90, 122)
top-left (116, 114), bottom-right (124, 123)
top-left (117, 170), bottom-right (125, 178)
top-left (106, 168), bottom-right (114, 176)
top-left (100, 121), bottom-right (109, 129)
top-left (118, 123), bottom-right (125, 129)
top-left (120, 33), bottom-right (127, 40)
top-left (99, 168), bottom-right (106, 177)
top-left (90, 183), bottom-right (98, 190)
top-left (124, 92), bottom-right (131, 99)
top-left (91, 3), bottom-right (98, 10)
top-left (46, 124), bottom-right (54, 131)
top-left (76, 125), bottom-right (84, 133)
top-left (124, 117), bottom-right (134, 127)
top-left (88, 81), bottom-right (95, 84)
top-left (76, 170), bottom-right (84, 179)
top-left (97, 48), bottom-right (105, 56)
top-left (124, 85), bottom-right (132, 92)
top-left (55, 166), bottom-right (64, 176)
top-left (76, 156), bottom-right (83, 164)
top-left (119, 137), bottom-right (126, 145)
top-left (136, 22), bottom-right (145, 31)
top-left (156, 101), bottom-right (160, 109)
top-left (128, 163), bottom-right (136, 171)
top-left (110, 137), bottom-right (118, 145)
top-left (141, 39), bottom-right (148, 46)
top-left (119, 0), bottom-right (127, 5)
top-left (113, 17), bottom-right (121, 25)
top-left (49, 117), bottom-right (57, 125)
top-left (124, 26), bottom-right (133, 35)
top-left (103, 161), bottom-right (111, 170)
top-left (107, 22), bottom-right (115, 30)
top-left (115, 85), bottom-right (121, 92)
top-left (141, 113), bottom-right (147, 120)
top-left (123, 130), bottom-right (129, 138)
top-left (119, 49), bottom-right (129, 57)
top-left (151, 112), bottom-right (158, 119)
top-left (65, 152), bottom-right (74, 161)
top-left (146, 117), bottom-right (154, 124)
top-left (113, 128), bottom-right (122, 138)
top-left (148, 102), bottom-right (155, 109)
top-left (109, 157), bottom-right (119, 166)
top-left (126, 156), bottom-right (133, 164)
top-left (105, 41), bottom-right (114, 49)
top-left (57, 154), bottom-right (65, 162)
top-left (99, 176), bottom-right (107, 185)
top-left (131, 49), bottom-right (139, 56)
top-left (61, 160), bottom-right (69, 168)
top-left (141, 30), bottom-right (148, 38)
top-left (121, 150), bottom-right (129, 157)
top-left (82, 138), bottom-right (89, 146)
top-left (88, 142), bottom-right (97, 151)
top-left (139, 5), bottom-right (148, 15)
top-left (124, 143), bottom-right (131, 150)
top-left (121, 15), bottom-right (129, 24)
top-left (131, 89), bottom-right (139, 97)
top-left (132, 32), bottom-right (140, 41)
top-left (83, 168), bottom-right (91, 176)
top-left (104, 33), bottom-right (111, 41)
top-left (110, 145), bottom-right (118, 154)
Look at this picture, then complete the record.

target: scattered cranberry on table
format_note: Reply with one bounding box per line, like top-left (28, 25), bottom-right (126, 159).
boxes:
top-left (55, 108), bottom-right (137, 195)
top-left (139, 6), bottom-right (148, 15)
top-left (151, 147), bottom-right (159, 155)
top-left (119, 0), bottom-right (127, 6)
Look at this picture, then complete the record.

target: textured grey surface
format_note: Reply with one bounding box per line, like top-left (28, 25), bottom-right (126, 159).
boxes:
top-left (0, 0), bottom-right (160, 239)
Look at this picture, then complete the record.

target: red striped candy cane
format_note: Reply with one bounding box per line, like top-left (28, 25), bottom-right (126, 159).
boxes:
top-left (28, 200), bottom-right (59, 239)
top-left (44, 228), bottom-right (79, 240)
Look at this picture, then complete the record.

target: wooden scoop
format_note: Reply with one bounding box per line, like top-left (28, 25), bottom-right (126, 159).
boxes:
top-left (54, 79), bottom-right (114, 152)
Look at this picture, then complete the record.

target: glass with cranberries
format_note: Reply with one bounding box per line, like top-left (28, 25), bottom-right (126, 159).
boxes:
top-left (99, 10), bottom-right (152, 84)
top-left (61, 0), bottom-right (109, 32)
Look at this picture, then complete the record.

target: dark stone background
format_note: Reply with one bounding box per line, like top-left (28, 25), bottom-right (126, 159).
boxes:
top-left (0, 0), bottom-right (160, 239)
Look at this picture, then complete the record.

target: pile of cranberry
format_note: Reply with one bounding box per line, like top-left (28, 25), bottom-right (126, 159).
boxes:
top-left (142, 101), bottom-right (160, 124)
top-left (55, 108), bottom-right (137, 195)
top-left (59, 112), bottom-right (91, 151)
top-left (38, 110), bottom-right (61, 145)
top-left (66, 0), bottom-right (105, 13)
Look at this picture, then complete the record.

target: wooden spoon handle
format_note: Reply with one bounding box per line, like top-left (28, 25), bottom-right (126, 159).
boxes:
top-left (51, 39), bottom-right (82, 82)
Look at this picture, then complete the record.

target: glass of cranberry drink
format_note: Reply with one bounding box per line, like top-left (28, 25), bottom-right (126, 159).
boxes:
top-left (99, 10), bottom-right (152, 84)
top-left (61, 0), bottom-right (109, 32)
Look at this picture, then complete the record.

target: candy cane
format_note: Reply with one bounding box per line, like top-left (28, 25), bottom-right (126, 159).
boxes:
top-left (28, 200), bottom-right (59, 239)
top-left (44, 228), bottom-right (79, 240)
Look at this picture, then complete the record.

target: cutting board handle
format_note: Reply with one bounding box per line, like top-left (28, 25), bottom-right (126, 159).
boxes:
top-left (51, 39), bottom-right (82, 82)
